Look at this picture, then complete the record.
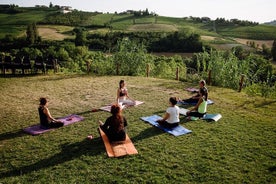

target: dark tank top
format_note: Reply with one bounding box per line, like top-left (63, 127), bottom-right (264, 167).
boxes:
top-left (119, 88), bottom-right (127, 97)
top-left (38, 106), bottom-right (49, 127)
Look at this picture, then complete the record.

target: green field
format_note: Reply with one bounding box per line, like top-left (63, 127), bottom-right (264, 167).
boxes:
top-left (0, 75), bottom-right (275, 183)
top-left (1, 7), bottom-right (276, 42)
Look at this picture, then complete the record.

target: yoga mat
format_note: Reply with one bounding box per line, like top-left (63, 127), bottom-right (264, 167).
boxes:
top-left (23, 114), bottom-right (84, 135)
top-left (186, 87), bottom-right (199, 93)
top-left (140, 115), bottom-right (192, 136)
top-left (178, 99), bottom-right (214, 106)
top-left (98, 128), bottom-right (138, 157)
top-left (202, 113), bottom-right (222, 122)
top-left (100, 101), bottom-right (144, 112)
top-left (179, 108), bottom-right (222, 122)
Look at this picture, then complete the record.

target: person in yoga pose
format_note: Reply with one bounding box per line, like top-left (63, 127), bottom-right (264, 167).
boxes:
top-left (38, 97), bottom-right (64, 128)
top-left (99, 104), bottom-right (128, 142)
top-left (117, 79), bottom-right (135, 106)
top-left (181, 79), bottom-right (208, 104)
top-left (157, 97), bottom-right (180, 128)
top-left (186, 87), bottom-right (208, 118)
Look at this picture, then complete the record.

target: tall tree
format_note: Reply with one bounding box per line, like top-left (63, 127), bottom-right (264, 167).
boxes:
top-left (271, 40), bottom-right (276, 61)
top-left (75, 28), bottom-right (87, 46)
top-left (26, 23), bottom-right (39, 44)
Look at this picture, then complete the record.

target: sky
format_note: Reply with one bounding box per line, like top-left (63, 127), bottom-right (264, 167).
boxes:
top-left (2, 0), bottom-right (275, 23)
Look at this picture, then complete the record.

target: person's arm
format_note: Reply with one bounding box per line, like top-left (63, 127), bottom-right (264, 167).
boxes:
top-left (188, 98), bottom-right (203, 113)
top-left (123, 117), bottom-right (128, 127)
top-left (162, 112), bottom-right (170, 121)
top-left (98, 120), bottom-right (104, 126)
top-left (125, 89), bottom-right (135, 102)
top-left (116, 88), bottom-right (120, 103)
top-left (157, 112), bottom-right (170, 122)
top-left (100, 117), bottom-right (111, 130)
top-left (43, 107), bottom-right (61, 123)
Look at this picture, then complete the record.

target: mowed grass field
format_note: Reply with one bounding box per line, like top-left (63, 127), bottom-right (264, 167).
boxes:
top-left (0, 75), bottom-right (275, 183)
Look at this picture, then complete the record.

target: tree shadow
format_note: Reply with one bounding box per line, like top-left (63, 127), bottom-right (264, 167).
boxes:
top-left (0, 129), bottom-right (26, 142)
top-left (239, 99), bottom-right (276, 108)
top-left (254, 100), bottom-right (276, 108)
top-left (0, 137), bottom-right (104, 179)
top-left (132, 126), bottom-right (164, 143)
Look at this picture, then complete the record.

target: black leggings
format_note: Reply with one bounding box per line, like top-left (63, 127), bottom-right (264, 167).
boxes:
top-left (157, 120), bottom-right (179, 129)
top-left (41, 121), bottom-right (64, 128)
top-left (187, 111), bottom-right (205, 118)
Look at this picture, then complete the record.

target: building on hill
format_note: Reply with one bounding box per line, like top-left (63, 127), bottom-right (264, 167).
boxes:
top-left (60, 6), bottom-right (72, 14)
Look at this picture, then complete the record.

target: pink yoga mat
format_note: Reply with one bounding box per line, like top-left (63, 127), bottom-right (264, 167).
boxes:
top-left (100, 101), bottom-right (144, 112)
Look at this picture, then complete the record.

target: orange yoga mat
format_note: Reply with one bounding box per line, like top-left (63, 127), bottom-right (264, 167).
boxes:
top-left (98, 128), bottom-right (138, 157)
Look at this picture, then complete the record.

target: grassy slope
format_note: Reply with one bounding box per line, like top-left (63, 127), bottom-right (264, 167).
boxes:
top-left (216, 24), bottom-right (276, 40)
top-left (0, 75), bottom-right (275, 183)
top-left (0, 8), bottom-right (56, 38)
top-left (2, 8), bottom-right (276, 41)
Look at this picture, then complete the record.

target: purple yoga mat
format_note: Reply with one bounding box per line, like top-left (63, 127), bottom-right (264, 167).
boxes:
top-left (23, 114), bottom-right (84, 135)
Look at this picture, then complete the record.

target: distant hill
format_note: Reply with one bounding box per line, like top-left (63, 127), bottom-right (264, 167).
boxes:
top-left (1, 6), bottom-right (276, 41)
top-left (264, 20), bottom-right (276, 26)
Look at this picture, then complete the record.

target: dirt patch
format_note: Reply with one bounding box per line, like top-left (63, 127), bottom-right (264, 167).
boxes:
top-left (201, 36), bottom-right (217, 41)
top-left (128, 24), bottom-right (178, 32)
top-left (234, 38), bottom-right (274, 49)
top-left (38, 28), bottom-right (69, 40)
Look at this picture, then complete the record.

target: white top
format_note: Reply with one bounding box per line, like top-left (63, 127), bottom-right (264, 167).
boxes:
top-left (166, 106), bottom-right (180, 124)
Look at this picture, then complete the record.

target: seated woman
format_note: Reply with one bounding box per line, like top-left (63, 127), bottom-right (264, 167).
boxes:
top-left (186, 88), bottom-right (208, 118)
top-left (38, 97), bottom-right (64, 128)
top-left (157, 97), bottom-right (180, 128)
top-left (99, 104), bottom-right (128, 142)
top-left (181, 80), bottom-right (208, 104)
top-left (117, 80), bottom-right (136, 106)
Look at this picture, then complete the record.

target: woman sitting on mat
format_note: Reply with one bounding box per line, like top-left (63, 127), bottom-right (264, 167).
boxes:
top-left (38, 97), bottom-right (64, 128)
top-left (117, 79), bottom-right (136, 106)
top-left (180, 79), bottom-right (208, 104)
top-left (99, 104), bottom-right (128, 142)
top-left (157, 97), bottom-right (180, 128)
top-left (186, 87), bottom-right (208, 118)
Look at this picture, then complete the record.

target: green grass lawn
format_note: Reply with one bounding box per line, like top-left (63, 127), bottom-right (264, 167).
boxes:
top-left (0, 75), bottom-right (275, 183)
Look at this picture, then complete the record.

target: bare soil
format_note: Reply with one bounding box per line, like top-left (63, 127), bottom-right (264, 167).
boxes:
top-left (38, 28), bottom-right (69, 40)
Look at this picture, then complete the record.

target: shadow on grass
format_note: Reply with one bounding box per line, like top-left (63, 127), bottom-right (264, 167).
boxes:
top-left (0, 129), bottom-right (26, 141)
top-left (239, 99), bottom-right (276, 108)
top-left (254, 100), bottom-right (276, 108)
top-left (132, 126), bottom-right (164, 143)
top-left (0, 137), bottom-right (104, 179)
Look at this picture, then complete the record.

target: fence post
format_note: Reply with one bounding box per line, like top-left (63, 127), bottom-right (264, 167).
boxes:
top-left (176, 67), bottom-right (179, 80)
top-left (146, 63), bottom-right (150, 77)
top-left (239, 74), bottom-right (245, 92)
top-left (116, 63), bottom-right (119, 75)
top-left (86, 60), bottom-right (91, 74)
top-left (207, 70), bottom-right (212, 85)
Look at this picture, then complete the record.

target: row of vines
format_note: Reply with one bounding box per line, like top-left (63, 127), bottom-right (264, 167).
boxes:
top-left (1, 38), bottom-right (275, 98)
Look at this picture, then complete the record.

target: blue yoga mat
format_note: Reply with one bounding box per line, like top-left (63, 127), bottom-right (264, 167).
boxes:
top-left (179, 108), bottom-right (222, 122)
top-left (202, 113), bottom-right (222, 122)
top-left (140, 115), bottom-right (192, 136)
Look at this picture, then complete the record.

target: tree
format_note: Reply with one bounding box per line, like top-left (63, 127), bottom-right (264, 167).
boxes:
top-left (49, 2), bottom-right (53, 8)
top-left (26, 23), bottom-right (39, 44)
top-left (74, 28), bottom-right (87, 46)
top-left (271, 40), bottom-right (276, 61)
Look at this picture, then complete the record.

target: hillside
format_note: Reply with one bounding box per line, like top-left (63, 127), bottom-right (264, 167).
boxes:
top-left (1, 6), bottom-right (276, 44)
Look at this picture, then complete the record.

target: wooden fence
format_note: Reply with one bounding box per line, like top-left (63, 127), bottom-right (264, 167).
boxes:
top-left (0, 56), bottom-right (58, 75)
